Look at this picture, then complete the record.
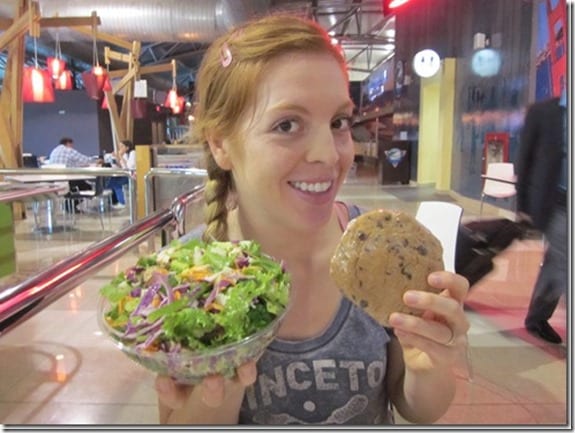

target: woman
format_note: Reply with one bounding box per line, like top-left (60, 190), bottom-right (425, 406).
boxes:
top-left (155, 14), bottom-right (470, 425)
top-left (106, 140), bottom-right (135, 209)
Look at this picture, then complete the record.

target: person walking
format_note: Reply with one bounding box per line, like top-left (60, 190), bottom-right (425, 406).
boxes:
top-left (516, 90), bottom-right (568, 344)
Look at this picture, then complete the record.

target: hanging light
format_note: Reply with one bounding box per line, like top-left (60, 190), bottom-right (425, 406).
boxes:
top-left (101, 93), bottom-right (109, 110)
top-left (54, 70), bottom-right (73, 90)
top-left (164, 59), bottom-right (182, 113)
top-left (22, 15), bottom-right (54, 103)
top-left (22, 66), bottom-right (55, 102)
top-left (82, 16), bottom-right (109, 100)
top-left (47, 30), bottom-right (66, 79)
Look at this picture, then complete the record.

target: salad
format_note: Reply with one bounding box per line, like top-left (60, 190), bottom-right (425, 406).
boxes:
top-left (100, 239), bottom-right (290, 356)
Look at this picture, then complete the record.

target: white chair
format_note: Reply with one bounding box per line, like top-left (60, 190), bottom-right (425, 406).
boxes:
top-left (416, 201), bottom-right (463, 272)
top-left (480, 162), bottom-right (517, 216)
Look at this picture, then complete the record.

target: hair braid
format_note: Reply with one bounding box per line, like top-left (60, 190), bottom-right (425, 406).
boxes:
top-left (202, 152), bottom-right (231, 242)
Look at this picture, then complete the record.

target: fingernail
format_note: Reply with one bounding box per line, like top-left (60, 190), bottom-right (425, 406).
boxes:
top-left (429, 274), bottom-right (441, 285)
top-left (404, 291), bottom-right (420, 304)
top-left (388, 312), bottom-right (404, 326)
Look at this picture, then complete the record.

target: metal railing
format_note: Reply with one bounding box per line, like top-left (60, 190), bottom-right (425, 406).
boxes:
top-left (144, 167), bottom-right (207, 217)
top-left (0, 185), bottom-right (205, 337)
top-left (0, 167), bottom-right (137, 224)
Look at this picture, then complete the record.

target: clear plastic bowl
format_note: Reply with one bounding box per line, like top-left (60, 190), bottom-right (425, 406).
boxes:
top-left (97, 295), bottom-right (288, 385)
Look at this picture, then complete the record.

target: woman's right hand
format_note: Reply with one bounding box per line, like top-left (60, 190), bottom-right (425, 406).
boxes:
top-left (155, 361), bottom-right (258, 424)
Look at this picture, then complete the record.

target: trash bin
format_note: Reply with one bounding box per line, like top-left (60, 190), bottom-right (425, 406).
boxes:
top-left (379, 140), bottom-right (410, 185)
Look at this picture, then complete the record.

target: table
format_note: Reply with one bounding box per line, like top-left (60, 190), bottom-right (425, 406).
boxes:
top-left (4, 174), bottom-right (96, 183)
top-left (0, 182), bottom-right (67, 204)
top-left (1, 179), bottom-right (84, 234)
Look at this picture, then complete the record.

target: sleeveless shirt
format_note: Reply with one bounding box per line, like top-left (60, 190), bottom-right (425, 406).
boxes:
top-left (181, 203), bottom-right (395, 424)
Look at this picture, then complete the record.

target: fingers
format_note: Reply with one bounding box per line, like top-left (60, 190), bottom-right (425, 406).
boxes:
top-left (155, 361), bottom-right (259, 411)
top-left (236, 360), bottom-right (258, 386)
top-left (155, 375), bottom-right (192, 410)
top-left (388, 270), bottom-right (471, 352)
top-left (201, 376), bottom-right (225, 407)
top-left (200, 362), bottom-right (257, 407)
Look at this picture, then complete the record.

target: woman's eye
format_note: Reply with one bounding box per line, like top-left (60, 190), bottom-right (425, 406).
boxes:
top-left (332, 116), bottom-right (352, 131)
top-left (273, 119), bottom-right (301, 134)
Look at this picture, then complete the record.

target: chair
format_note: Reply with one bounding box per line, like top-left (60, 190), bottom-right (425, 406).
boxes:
top-left (480, 162), bottom-right (517, 216)
top-left (416, 201), bottom-right (463, 272)
top-left (22, 153), bottom-right (39, 168)
top-left (30, 163), bottom-right (70, 229)
top-left (67, 177), bottom-right (113, 230)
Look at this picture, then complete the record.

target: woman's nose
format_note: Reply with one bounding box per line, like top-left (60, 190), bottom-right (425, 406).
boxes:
top-left (306, 129), bottom-right (339, 164)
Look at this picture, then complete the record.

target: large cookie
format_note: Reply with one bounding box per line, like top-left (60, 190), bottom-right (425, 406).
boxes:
top-left (330, 209), bottom-right (444, 327)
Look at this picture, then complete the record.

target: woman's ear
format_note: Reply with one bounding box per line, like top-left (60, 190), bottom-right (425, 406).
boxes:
top-left (207, 136), bottom-right (233, 170)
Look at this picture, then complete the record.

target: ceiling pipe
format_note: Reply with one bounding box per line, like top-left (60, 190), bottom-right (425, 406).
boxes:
top-left (0, 0), bottom-right (272, 43)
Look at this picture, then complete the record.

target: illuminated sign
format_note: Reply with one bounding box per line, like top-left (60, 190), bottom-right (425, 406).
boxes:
top-left (412, 49), bottom-right (441, 78)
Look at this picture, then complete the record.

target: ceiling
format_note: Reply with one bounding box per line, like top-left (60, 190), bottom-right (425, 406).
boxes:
top-left (0, 0), bottom-right (395, 100)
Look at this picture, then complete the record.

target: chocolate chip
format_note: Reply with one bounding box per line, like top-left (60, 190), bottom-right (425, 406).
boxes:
top-left (358, 232), bottom-right (367, 241)
top-left (415, 245), bottom-right (428, 256)
top-left (359, 299), bottom-right (369, 308)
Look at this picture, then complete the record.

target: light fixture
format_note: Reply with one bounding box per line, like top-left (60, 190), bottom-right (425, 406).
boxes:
top-left (22, 14), bottom-right (54, 103)
top-left (54, 70), bottom-right (73, 90)
top-left (47, 30), bottom-right (66, 79)
top-left (164, 59), bottom-right (182, 113)
top-left (82, 15), bottom-right (109, 100)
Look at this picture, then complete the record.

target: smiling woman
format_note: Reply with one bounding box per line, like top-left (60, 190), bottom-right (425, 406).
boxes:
top-left (153, 13), bottom-right (470, 426)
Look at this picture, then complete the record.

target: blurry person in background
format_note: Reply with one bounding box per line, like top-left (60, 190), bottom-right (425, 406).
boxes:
top-left (48, 136), bottom-right (98, 213)
top-left (516, 89), bottom-right (568, 344)
top-left (105, 140), bottom-right (136, 210)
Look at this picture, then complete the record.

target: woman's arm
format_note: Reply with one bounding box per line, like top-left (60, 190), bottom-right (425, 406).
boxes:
top-left (126, 150), bottom-right (137, 170)
top-left (386, 271), bottom-right (469, 423)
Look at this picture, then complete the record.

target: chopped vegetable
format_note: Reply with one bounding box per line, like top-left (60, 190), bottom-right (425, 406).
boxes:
top-left (100, 239), bottom-right (290, 354)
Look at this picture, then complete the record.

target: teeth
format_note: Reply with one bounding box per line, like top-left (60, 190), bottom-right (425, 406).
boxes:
top-left (291, 181), bottom-right (332, 193)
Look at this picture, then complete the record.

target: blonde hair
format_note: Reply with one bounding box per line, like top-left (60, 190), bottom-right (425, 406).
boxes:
top-left (192, 14), bottom-right (348, 241)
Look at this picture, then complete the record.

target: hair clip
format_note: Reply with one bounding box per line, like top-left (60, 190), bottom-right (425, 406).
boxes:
top-left (220, 43), bottom-right (233, 68)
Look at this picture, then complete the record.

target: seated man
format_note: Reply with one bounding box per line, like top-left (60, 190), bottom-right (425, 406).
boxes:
top-left (48, 136), bottom-right (99, 213)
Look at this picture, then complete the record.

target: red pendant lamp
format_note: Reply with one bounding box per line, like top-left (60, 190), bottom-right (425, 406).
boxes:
top-left (22, 66), bottom-right (55, 103)
top-left (83, 65), bottom-right (110, 100)
top-left (83, 19), bottom-right (110, 100)
top-left (163, 59), bottom-right (183, 113)
top-left (101, 93), bottom-right (109, 110)
top-left (54, 70), bottom-right (73, 90)
top-left (47, 57), bottom-right (66, 80)
top-left (22, 32), bottom-right (54, 103)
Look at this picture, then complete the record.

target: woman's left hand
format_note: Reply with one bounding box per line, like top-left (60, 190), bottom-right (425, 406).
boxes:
top-left (388, 271), bottom-right (470, 371)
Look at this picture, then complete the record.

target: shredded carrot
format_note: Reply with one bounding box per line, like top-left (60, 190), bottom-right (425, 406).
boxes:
top-left (205, 301), bottom-right (224, 312)
top-left (151, 294), bottom-right (161, 308)
top-left (182, 265), bottom-right (211, 281)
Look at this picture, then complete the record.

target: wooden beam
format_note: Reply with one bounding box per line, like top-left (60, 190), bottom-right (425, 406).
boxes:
top-left (112, 67), bottom-right (137, 95)
top-left (69, 25), bottom-right (132, 50)
top-left (107, 63), bottom-right (173, 78)
top-left (0, 17), bottom-right (12, 30)
top-left (39, 16), bottom-right (101, 28)
top-left (105, 47), bottom-right (132, 64)
top-left (104, 90), bottom-right (125, 142)
top-left (0, 10), bottom-right (30, 52)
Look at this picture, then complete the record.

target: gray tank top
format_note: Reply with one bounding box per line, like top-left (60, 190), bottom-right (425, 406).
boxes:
top-left (239, 298), bottom-right (394, 425)
top-left (181, 204), bottom-right (394, 424)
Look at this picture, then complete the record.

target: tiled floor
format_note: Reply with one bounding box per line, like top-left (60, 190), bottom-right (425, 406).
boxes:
top-left (0, 172), bottom-right (569, 426)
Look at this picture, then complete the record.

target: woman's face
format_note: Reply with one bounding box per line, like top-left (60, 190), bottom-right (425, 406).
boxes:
top-left (217, 52), bottom-right (355, 234)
